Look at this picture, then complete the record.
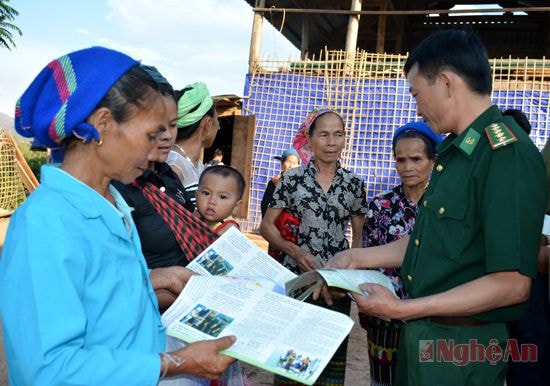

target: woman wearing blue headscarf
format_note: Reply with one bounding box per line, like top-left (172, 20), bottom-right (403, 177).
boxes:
top-left (0, 47), bottom-right (235, 385)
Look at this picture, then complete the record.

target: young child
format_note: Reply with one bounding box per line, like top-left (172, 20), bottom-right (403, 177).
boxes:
top-left (196, 165), bottom-right (245, 234)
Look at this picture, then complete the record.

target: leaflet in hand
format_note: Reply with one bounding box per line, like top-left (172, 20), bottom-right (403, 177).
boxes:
top-left (162, 275), bottom-right (354, 386)
top-left (186, 226), bottom-right (297, 288)
top-left (285, 268), bottom-right (398, 301)
top-left (186, 227), bottom-right (397, 301)
top-left (542, 214), bottom-right (550, 237)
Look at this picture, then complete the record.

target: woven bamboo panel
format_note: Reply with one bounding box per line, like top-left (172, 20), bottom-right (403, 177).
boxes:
top-left (240, 50), bottom-right (550, 233)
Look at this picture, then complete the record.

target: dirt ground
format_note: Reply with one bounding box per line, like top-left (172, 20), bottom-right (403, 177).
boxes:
top-left (0, 219), bottom-right (370, 385)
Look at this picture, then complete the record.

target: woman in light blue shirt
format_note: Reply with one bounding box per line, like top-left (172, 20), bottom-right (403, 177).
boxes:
top-left (0, 47), bottom-right (235, 385)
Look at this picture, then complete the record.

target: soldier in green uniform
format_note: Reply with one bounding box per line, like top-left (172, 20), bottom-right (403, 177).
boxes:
top-left (322, 30), bottom-right (547, 385)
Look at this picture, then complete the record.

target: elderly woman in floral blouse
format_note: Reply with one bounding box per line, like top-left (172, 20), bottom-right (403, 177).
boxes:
top-left (361, 121), bottom-right (441, 386)
top-left (260, 107), bottom-right (367, 386)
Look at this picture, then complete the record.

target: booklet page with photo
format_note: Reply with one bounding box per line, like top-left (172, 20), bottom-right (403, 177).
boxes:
top-left (167, 228), bottom-right (399, 382)
top-left (162, 275), bottom-right (354, 385)
top-left (185, 226), bottom-right (297, 288)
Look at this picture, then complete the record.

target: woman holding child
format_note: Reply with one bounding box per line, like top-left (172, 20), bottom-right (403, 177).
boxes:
top-left (260, 107), bottom-right (367, 386)
top-left (113, 66), bottom-right (216, 273)
top-left (113, 69), bottom-right (245, 386)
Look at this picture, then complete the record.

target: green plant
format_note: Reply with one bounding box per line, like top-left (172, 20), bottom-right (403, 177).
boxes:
top-left (0, 0), bottom-right (22, 50)
top-left (17, 140), bottom-right (49, 180)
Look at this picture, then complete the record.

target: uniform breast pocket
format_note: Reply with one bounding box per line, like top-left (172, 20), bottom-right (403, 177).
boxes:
top-left (424, 194), bottom-right (470, 260)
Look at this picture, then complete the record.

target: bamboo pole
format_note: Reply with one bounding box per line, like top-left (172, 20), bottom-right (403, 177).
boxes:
top-left (248, 0), bottom-right (265, 74)
top-left (345, 0), bottom-right (362, 54)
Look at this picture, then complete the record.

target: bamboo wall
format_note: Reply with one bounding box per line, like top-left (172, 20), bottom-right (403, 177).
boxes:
top-left (240, 49), bottom-right (550, 233)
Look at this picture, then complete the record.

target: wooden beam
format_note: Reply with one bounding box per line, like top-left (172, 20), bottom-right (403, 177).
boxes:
top-left (301, 14), bottom-right (310, 59)
top-left (376, 0), bottom-right (388, 53)
top-left (252, 6), bottom-right (550, 16)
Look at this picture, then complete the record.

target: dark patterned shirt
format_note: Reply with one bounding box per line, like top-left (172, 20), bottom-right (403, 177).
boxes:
top-left (113, 163), bottom-right (195, 269)
top-left (362, 184), bottom-right (417, 299)
top-left (270, 159), bottom-right (367, 272)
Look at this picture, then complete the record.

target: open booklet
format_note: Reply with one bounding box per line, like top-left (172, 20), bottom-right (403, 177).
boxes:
top-left (164, 227), bottom-right (397, 384)
top-left (185, 226), bottom-right (397, 299)
top-left (285, 268), bottom-right (398, 301)
top-left (162, 275), bottom-right (354, 385)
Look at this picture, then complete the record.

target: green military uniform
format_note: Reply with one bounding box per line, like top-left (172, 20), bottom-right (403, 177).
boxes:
top-left (396, 106), bottom-right (547, 386)
top-left (540, 136), bottom-right (550, 212)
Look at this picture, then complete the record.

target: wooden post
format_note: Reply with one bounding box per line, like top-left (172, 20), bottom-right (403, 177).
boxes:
top-left (345, 0), bottom-right (362, 54)
top-left (376, 0), bottom-right (388, 53)
top-left (395, 15), bottom-right (404, 53)
top-left (345, 0), bottom-right (362, 74)
top-left (301, 14), bottom-right (310, 60)
top-left (230, 115), bottom-right (256, 218)
top-left (248, 0), bottom-right (265, 74)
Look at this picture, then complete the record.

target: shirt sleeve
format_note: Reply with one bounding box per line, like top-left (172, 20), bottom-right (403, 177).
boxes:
top-left (351, 176), bottom-right (368, 216)
top-left (362, 198), bottom-right (380, 247)
top-left (0, 211), bottom-right (161, 386)
top-left (261, 180), bottom-right (276, 216)
top-left (481, 141), bottom-right (547, 277)
top-left (270, 172), bottom-right (291, 210)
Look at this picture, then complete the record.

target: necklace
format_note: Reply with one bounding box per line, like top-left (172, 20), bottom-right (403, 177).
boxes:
top-left (172, 143), bottom-right (199, 173)
top-left (172, 143), bottom-right (187, 156)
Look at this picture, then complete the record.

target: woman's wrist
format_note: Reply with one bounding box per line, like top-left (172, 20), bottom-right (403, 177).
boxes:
top-left (159, 352), bottom-right (186, 379)
top-left (347, 248), bottom-right (356, 268)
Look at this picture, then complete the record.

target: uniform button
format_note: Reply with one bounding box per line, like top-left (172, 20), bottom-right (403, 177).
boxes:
top-left (407, 275), bottom-right (413, 281)
top-left (415, 239), bottom-right (419, 246)
top-left (423, 200), bottom-right (428, 207)
top-left (436, 164), bottom-right (443, 172)
top-left (439, 207), bottom-right (445, 215)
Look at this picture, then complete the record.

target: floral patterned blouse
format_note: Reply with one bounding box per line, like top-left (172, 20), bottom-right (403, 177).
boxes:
top-left (270, 159), bottom-right (367, 273)
top-left (362, 184), bottom-right (418, 299)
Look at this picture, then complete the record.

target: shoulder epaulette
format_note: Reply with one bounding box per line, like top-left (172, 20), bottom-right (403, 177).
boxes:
top-left (485, 122), bottom-right (517, 150)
